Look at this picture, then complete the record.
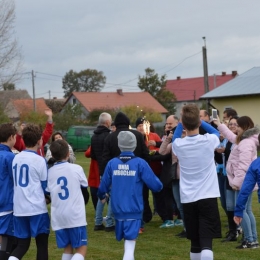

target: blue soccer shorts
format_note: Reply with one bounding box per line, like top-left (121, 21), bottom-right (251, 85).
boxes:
top-left (55, 226), bottom-right (88, 248)
top-left (115, 219), bottom-right (141, 241)
top-left (0, 212), bottom-right (14, 236)
top-left (13, 213), bottom-right (50, 238)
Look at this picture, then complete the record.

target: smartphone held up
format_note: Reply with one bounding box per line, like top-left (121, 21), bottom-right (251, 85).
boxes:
top-left (212, 109), bottom-right (218, 120)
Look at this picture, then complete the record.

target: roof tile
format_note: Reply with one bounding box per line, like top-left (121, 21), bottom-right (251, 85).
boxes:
top-left (68, 91), bottom-right (168, 113)
top-left (166, 73), bottom-right (236, 101)
top-left (11, 98), bottom-right (49, 114)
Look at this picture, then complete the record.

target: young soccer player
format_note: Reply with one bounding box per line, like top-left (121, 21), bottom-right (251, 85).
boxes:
top-left (98, 131), bottom-right (163, 260)
top-left (172, 104), bottom-right (221, 260)
top-left (0, 123), bottom-right (17, 260)
top-left (9, 124), bottom-right (50, 260)
top-left (48, 139), bottom-right (88, 260)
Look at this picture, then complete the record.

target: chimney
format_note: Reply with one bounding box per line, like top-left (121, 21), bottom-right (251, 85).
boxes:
top-left (232, 70), bottom-right (237, 77)
top-left (222, 72), bottom-right (226, 76)
top-left (177, 76), bottom-right (181, 80)
top-left (117, 89), bottom-right (123, 96)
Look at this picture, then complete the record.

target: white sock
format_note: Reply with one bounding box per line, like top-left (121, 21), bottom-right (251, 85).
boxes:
top-left (71, 253), bottom-right (84, 260)
top-left (201, 249), bottom-right (213, 260)
top-left (123, 240), bottom-right (136, 260)
top-left (8, 257), bottom-right (19, 260)
top-left (62, 253), bottom-right (73, 260)
top-left (190, 252), bottom-right (201, 260)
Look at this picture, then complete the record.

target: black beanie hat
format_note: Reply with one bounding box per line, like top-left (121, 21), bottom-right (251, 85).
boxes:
top-left (135, 117), bottom-right (144, 128)
top-left (114, 112), bottom-right (130, 127)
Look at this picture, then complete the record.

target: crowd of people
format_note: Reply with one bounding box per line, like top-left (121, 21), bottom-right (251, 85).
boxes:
top-left (0, 105), bottom-right (260, 260)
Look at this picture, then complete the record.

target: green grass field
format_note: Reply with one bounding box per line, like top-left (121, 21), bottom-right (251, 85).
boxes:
top-left (23, 152), bottom-right (260, 259)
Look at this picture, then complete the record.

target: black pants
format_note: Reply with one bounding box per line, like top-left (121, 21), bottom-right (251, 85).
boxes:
top-left (142, 183), bottom-right (152, 223)
top-left (90, 187), bottom-right (98, 210)
top-left (10, 233), bottom-right (49, 260)
top-left (154, 186), bottom-right (174, 222)
top-left (0, 235), bottom-right (17, 260)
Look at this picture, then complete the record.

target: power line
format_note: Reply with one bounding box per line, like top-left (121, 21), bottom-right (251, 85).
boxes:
top-left (12, 50), bottom-right (204, 100)
top-left (0, 72), bottom-right (31, 79)
top-left (34, 76), bottom-right (62, 82)
top-left (36, 91), bottom-right (49, 95)
top-left (111, 50), bottom-right (202, 86)
top-left (163, 51), bottom-right (202, 74)
top-left (104, 82), bottom-right (137, 88)
top-left (35, 71), bottom-right (63, 78)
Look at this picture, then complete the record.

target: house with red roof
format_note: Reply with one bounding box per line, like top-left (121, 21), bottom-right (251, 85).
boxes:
top-left (4, 98), bottom-right (50, 122)
top-left (62, 89), bottom-right (168, 122)
top-left (0, 90), bottom-right (32, 109)
top-left (166, 71), bottom-right (238, 116)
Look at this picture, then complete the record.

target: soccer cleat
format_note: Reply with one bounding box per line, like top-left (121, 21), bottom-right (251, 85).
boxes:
top-left (236, 241), bottom-right (256, 249)
top-left (159, 220), bottom-right (175, 228)
top-left (94, 224), bottom-right (105, 231)
top-left (105, 225), bottom-right (115, 232)
top-left (174, 219), bottom-right (183, 226)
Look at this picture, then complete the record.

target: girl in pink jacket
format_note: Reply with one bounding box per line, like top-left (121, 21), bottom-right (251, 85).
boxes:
top-left (215, 116), bottom-right (260, 249)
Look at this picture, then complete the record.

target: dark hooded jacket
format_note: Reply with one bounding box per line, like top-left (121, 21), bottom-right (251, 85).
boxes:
top-left (100, 112), bottom-right (150, 175)
top-left (91, 125), bottom-right (111, 174)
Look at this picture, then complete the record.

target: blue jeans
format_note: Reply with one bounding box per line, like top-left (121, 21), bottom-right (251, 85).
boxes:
top-left (172, 180), bottom-right (185, 228)
top-left (235, 191), bottom-right (257, 242)
top-left (226, 189), bottom-right (235, 211)
top-left (217, 173), bottom-right (227, 213)
top-left (95, 198), bottom-right (114, 227)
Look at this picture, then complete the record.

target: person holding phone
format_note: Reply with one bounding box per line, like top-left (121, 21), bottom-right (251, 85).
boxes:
top-left (214, 115), bottom-right (259, 249)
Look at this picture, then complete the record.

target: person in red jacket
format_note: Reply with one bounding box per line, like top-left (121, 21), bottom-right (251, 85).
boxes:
top-left (85, 146), bottom-right (100, 210)
top-left (14, 109), bottom-right (53, 157)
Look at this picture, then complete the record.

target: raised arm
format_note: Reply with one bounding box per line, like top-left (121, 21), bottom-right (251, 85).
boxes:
top-left (41, 109), bottom-right (53, 146)
top-left (213, 115), bottom-right (236, 143)
top-left (159, 133), bottom-right (172, 155)
top-left (200, 120), bottom-right (220, 137)
top-left (172, 122), bottom-right (183, 142)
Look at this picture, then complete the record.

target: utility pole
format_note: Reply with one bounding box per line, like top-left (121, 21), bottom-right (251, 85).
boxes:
top-left (49, 90), bottom-right (51, 100)
top-left (202, 37), bottom-right (209, 111)
top-left (31, 70), bottom-right (36, 111)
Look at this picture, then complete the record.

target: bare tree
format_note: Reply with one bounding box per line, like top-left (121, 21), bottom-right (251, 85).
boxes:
top-left (0, 0), bottom-right (23, 89)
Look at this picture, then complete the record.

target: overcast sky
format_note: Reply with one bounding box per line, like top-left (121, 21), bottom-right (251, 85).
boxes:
top-left (14, 0), bottom-right (260, 99)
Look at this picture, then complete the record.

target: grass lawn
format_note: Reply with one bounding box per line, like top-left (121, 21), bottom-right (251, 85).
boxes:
top-left (23, 152), bottom-right (260, 259)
